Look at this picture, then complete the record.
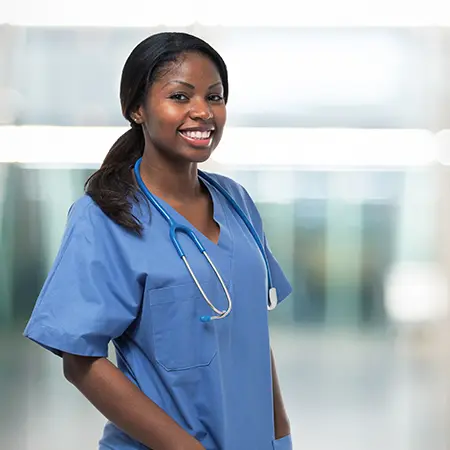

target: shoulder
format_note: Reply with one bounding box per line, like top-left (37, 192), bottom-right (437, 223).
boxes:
top-left (67, 195), bottom-right (107, 227)
top-left (66, 194), bottom-right (131, 240)
top-left (202, 171), bottom-right (254, 206)
top-left (201, 171), bottom-right (263, 226)
top-left (56, 195), bottom-right (142, 270)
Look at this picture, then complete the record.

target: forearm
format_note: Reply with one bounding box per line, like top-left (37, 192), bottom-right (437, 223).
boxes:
top-left (63, 353), bottom-right (204, 450)
top-left (271, 348), bottom-right (291, 439)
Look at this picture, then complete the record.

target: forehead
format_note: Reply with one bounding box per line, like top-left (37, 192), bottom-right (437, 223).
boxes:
top-left (157, 52), bottom-right (222, 86)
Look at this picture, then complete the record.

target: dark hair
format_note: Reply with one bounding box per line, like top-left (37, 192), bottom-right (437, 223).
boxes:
top-left (84, 32), bottom-right (229, 235)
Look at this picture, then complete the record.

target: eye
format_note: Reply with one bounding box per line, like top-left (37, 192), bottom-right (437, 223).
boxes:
top-left (170, 93), bottom-right (189, 102)
top-left (208, 94), bottom-right (224, 103)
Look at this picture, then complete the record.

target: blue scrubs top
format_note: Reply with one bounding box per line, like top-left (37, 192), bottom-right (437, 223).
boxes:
top-left (24, 173), bottom-right (293, 450)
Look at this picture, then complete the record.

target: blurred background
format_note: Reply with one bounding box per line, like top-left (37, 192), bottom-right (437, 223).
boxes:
top-left (2, 1), bottom-right (450, 449)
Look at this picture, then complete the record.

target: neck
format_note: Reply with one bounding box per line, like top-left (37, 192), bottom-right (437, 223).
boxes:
top-left (138, 154), bottom-right (202, 202)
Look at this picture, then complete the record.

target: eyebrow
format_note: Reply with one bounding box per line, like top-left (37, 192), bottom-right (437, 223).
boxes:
top-left (164, 80), bottom-right (223, 89)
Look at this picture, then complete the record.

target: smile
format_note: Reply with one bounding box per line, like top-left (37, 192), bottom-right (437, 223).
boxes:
top-left (178, 130), bottom-right (214, 147)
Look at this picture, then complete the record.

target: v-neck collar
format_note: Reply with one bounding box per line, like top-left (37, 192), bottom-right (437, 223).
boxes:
top-left (144, 175), bottom-right (230, 251)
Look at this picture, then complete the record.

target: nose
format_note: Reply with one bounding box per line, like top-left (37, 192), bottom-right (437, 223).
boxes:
top-left (189, 98), bottom-right (213, 120)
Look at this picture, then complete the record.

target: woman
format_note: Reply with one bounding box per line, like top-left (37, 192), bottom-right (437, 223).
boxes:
top-left (24, 32), bottom-right (293, 450)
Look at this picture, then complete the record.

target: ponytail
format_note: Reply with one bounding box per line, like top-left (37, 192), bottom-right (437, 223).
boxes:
top-left (85, 126), bottom-right (145, 235)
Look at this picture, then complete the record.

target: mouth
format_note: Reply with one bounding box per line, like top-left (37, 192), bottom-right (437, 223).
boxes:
top-left (178, 129), bottom-right (214, 147)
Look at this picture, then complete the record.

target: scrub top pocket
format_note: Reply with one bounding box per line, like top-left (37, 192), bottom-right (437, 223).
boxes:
top-left (147, 281), bottom-right (219, 371)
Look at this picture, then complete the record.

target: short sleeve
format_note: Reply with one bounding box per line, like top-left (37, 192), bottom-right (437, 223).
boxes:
top-left (23, 197), bottom-right (142, 358)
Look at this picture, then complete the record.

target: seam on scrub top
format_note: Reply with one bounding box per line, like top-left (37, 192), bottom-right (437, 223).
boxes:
top-left (31, 324), bottom-right (108, 358)
top-left (155, 349), bottom-right (218, 372)
top-left (112, 339), bottom-right (144, 391)
top-left (145, 280), bottom-right (212, 297)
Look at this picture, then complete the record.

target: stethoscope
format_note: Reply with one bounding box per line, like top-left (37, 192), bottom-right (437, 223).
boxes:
top-left (134, 157), bottom-right (278, 322)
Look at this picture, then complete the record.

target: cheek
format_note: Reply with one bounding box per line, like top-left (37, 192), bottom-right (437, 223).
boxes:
top-left (215, 106), bottom-right (227, 127)
top-left (148, 103), bottom-right (185, 134)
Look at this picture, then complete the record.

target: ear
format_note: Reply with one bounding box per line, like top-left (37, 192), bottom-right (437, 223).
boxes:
top-left (131, 105), bottom-right (145, 124)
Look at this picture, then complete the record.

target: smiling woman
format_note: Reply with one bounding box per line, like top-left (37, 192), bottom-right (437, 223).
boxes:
top-left (23, 32), bottom-right (293, 450)
top-left (133, 52), bottom-right (226, 167)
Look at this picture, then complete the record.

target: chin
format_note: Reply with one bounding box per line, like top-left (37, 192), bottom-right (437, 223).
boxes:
top-left (190, 153), bottom-right (213, 165)
top-left (182, 147), bottom-right (214, 164)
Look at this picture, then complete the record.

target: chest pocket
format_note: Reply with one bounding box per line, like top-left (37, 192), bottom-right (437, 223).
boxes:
top-left (147, 281), bottom-right (220, 371)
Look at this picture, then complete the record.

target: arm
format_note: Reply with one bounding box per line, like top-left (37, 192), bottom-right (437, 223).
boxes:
top-left (271, 348), bottom-right (291, 439)
top-left (63, 353), bottom-right (204, 450)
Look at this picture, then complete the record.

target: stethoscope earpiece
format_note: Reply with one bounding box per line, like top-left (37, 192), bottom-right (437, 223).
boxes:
top-left (200, 315), bottom-right (212, 323)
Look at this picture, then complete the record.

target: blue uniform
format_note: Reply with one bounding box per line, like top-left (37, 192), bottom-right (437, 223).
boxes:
top-left (24, 173), bottom-right (293, 450)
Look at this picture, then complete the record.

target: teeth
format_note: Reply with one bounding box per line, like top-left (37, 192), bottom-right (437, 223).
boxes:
top-left (181, 130), bottom-right (212, 139)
